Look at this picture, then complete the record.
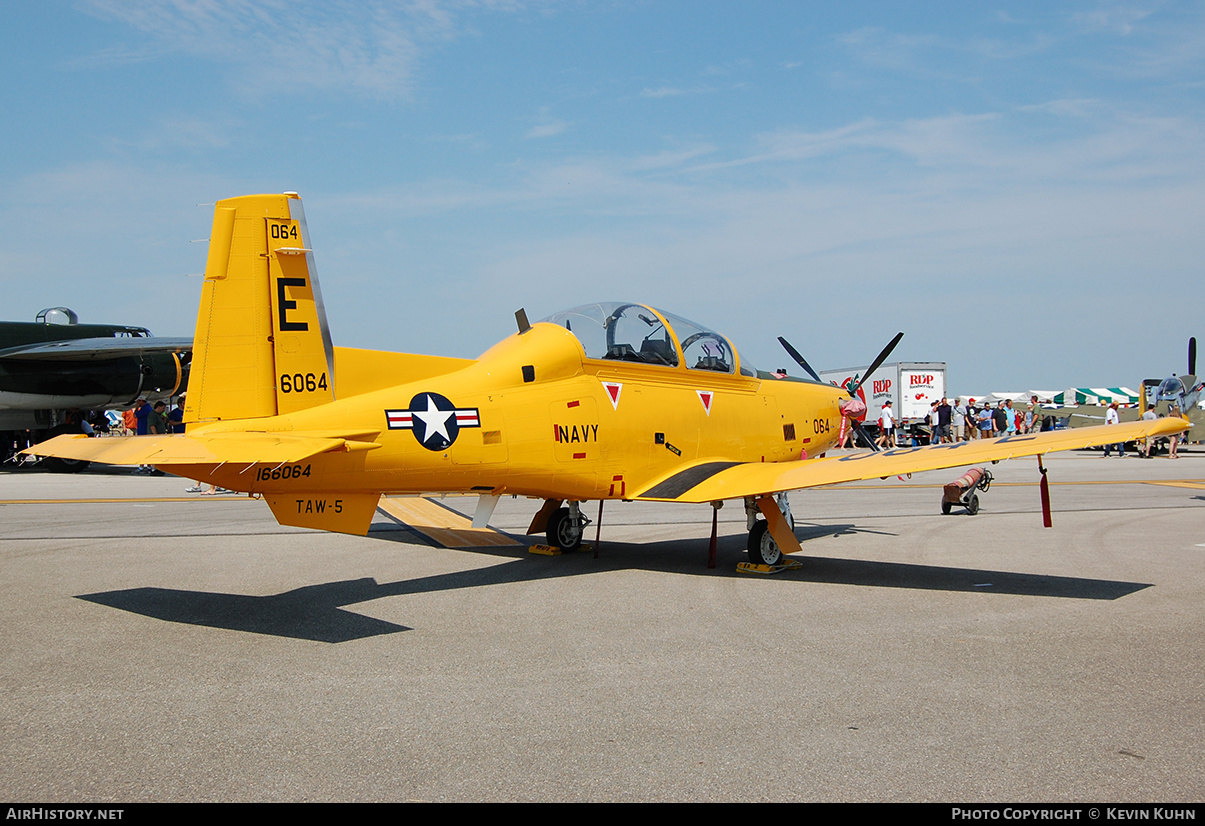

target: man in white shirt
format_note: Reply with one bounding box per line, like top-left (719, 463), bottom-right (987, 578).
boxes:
top-left (1141, 404), bottom-right (1158, 457)
top-left (1104, 402), bottom-right (1125, 457)
top-left (952, 399), bottom-right (966, 441)
top-left (877, 401), bottom-right (895, 448)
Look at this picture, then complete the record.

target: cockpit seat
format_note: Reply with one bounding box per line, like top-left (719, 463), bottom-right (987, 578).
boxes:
top-left (639, 337), bottom-right (674, 364)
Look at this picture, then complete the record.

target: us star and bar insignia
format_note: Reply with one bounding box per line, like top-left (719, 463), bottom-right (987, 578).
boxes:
top-left (386, 392), bottom-right (480, 451)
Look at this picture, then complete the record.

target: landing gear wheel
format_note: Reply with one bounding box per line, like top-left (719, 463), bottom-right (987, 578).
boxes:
top-left (747, 520), bottom-right (782, 567)
top-left (42, 456), bottom-right (90, 474)
top-left (941, 500), bottom-right (952, 515)
top-left (967, 493), bottom-right (980, 516)
top-left (546, 507), bottom-right (583, 551)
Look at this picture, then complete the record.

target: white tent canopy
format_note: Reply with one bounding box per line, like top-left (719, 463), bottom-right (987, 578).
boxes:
top-left (1052, 387), bottom-right (1140, 406)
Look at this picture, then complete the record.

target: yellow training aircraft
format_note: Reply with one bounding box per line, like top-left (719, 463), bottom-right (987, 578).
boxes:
top-left (27, 193), bottom-right (1187, 565)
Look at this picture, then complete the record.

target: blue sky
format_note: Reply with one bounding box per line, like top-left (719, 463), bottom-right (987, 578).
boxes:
top-left (2, 1), bottom-right (1202, 392)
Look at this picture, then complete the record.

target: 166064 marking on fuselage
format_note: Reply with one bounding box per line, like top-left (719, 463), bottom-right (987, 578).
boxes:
top-left (256, 464), bottom-right (312, 482)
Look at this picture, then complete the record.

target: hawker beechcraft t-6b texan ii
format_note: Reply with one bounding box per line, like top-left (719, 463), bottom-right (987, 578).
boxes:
top-left (27, 193), bottom-right (1187, 565)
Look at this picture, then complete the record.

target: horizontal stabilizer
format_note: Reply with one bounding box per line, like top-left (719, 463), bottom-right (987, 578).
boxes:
top-left (24, 431), bottom-right (380, 467)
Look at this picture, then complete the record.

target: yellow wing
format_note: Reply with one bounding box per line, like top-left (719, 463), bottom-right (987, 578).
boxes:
top-left (636, 418), bottom-right (1188, 502)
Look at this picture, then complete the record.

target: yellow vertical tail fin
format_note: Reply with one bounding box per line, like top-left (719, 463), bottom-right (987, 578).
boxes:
top-left (186, 193), bottom-right (336, 423)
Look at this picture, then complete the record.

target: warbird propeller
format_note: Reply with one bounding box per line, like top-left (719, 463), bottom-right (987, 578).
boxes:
top-left (27, 194), bottom-right (1188, 565)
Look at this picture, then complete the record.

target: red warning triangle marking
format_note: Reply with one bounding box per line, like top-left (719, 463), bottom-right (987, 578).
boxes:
top-left (602, 382), bottom-right (622, 410)
top-left (696, 390), bottom-right (713, 416)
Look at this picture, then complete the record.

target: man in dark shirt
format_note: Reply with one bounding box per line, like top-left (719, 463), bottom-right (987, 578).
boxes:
top-left (148, 402), bottom-right (168, 436)
top-left (992, 402), bottom-right (1008, 435)
top-left (133, 398), bottom-right (153, 474)
top-left (168, 397), bottom-right (186, 434)
top-left (936, 398), bottom-right (953, 443)
top-left (134, 398), bottom-right (150, 435)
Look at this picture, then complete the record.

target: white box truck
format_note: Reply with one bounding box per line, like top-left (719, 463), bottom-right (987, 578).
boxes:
top-left (816, 362), bottom-right (947, 445)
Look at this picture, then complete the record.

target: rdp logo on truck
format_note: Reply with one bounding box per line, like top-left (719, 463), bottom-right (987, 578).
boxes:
top-left (873, 379), bottom-right (892, 394)
top-left (909, 374), bottom-right (935, 387)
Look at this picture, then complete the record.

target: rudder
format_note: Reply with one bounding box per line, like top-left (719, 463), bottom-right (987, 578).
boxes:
top-left (186, 193), bottom-right (336, 423)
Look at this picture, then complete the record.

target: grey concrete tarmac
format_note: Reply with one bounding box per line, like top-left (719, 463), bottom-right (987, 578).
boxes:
top-left (2, 450), bottom-right (1203, 802)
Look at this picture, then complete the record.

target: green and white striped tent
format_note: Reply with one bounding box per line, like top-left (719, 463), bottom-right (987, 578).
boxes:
top-left (1052, 387), bottom-right (1140, 406)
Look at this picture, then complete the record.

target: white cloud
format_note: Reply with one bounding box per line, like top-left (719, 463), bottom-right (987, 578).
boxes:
top-left (1018, 98), bottom-right (1101, 118)
top-left (77, 0), bottom-right (536, 98)
top-left (1080, 4), bottom-right (1205, 81)
top-left (527, 119), bottom-right (569, 139)
top-left (124, 115), bottom-right (238, 152)
top-left (837, 26), bottom-right (942, 73)
top-left (1071, 4), bottom-right (1156, 36)
top-left (638, 83), bottom-right (745, 99)
top-left (640, 86), bottom-right (689, 99)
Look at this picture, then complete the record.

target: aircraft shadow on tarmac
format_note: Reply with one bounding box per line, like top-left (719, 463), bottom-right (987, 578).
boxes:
top-left (75, 528), bottom-right (1152, 643)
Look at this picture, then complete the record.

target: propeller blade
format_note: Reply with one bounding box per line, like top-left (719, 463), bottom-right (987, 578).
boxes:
top-left (848, 332), bottom-right (904, 396)
top-left (1190, 337), bottom-right (1196, 377)
top-left (777, 336), bottom-right (822, 383)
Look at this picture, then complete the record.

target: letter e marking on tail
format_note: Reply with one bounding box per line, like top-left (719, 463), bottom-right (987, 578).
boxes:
top-left (277, 277), bottom-right (309, 331)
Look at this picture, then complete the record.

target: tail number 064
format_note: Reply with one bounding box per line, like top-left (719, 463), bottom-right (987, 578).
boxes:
top-left (280, 372), bottom-right (328, 393)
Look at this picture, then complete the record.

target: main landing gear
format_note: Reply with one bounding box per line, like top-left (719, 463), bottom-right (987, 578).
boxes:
top-left (747, 521), bottom-right (782, 566)
top-left (530, 499), bottom-right (591, 552)
top-left (529, 494), bottom-right (801, 568)
top-left (547, 503), bottom-right (587, 551)
top-left (744, 493), bottom-right (798, 567)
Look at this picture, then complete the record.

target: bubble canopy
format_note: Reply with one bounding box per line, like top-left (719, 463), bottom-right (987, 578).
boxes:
top-left (539, 302), bottom-right (756, 377)
top-left (1156, 376), bottom-right (1187, 401)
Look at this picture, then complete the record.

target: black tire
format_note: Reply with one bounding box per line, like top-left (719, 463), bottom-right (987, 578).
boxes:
top-left (967, 493), bottom-right (980, 516)
top-left (941, 500), bottom-right (952, 515)
top-left (42, 456), bottom-right (90, 474)
top-left (546, 507), bottom-right (582, 551)
top-left (747, 520), bottom-right (782, 567)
